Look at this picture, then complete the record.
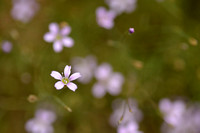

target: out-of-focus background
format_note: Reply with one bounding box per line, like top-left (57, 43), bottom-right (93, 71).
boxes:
top-left (1, 0), bottom-right (200, 133)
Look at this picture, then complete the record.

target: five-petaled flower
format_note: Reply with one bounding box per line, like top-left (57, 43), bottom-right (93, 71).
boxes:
top-left (50, 65), bottom-right (81, 91)
top-left (44, 22), bottom-right (74, 53)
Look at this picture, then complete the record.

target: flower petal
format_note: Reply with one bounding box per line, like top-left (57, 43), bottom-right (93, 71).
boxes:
top-left (92, 83), bottom-right (106, 98)
top-left (64, 65), bottom-right (71, 78)
top-left (62, 37), bottom-right (74, 47)
top-left (67, 82), bottom-right (77, 91)
top-left (69, 73), bottom-right (81, 81)
top-left (43, 32), bottom-right (56, 42)
top-left (49, 23), bottom-right (59, 33)
top-left (53, 41), bottom-right (63, 53)
top-left (54, 81), bottom-right (64, 90)
top-left (61, 26), bottom-right (71, 36)
top-left (50, 71), bottom-right (62, 80)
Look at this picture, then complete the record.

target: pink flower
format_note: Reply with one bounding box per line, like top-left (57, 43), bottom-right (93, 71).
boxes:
top-left (92, 63), bottom-right (124, 98)
top-left (25, 109), bottom-right (56, 133)
top-left (96, 7), bottom-right (116, 29)
top-left (1, 41), bottom-right (12, 53)
top-left (44, 23), bottom-right (74, 53)
top-left (11, 0), bottom-right (39, 23)
top-left (105, 0), bottom-right (137, 15)
top-left (50, 65), bottom-right (81, 91)
top-left (159, 98), bottom-right (186, 127)
top-left (71, 55), bottom-right (97, 84)
top-left (118, 121), bottom-right (143, 133)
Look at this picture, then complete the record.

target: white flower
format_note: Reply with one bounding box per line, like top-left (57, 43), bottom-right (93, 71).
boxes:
top-left (71, 55), bottom-right (97, 84)
top-left (25, 109), bottom-right (56, 133)
top-left (105, 0), bottom-right (137, 15)
top-left (50, 65), bottom-right (81, 91)
top-left (44, 23), bottom-right (74, 53)
top-left (92, 63), bottom-right (124, 98)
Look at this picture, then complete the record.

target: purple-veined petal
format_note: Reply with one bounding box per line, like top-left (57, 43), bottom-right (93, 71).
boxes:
top-left (43, 32), bottom-right (56, 42)
top-left (92, 83), bottom-right (106, 98)
top-left (64, 65), bottom-right (71, 78)
top-left (49, 23), bottom-right (59, 33)
top-left (62, 37), bottom-right (74, 47)
top-left (54, 81), bottom-right (64, 90)
top-left (67, 82), bottom-right (77, 91)
top-left (69, 73), bottom-right (81, 81)
top-left (53, 41), bottom-right (63, 53)
top-left (61, 26), bottom-right (71, 36)
top-left (50, 71), bottom-right (62, 80)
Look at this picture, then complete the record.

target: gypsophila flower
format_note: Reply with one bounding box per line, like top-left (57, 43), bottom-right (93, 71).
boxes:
top-left (159, 98), bottom-right (200, 133)
top-left (92, 63), bottom-right (124, 98)
top-left (159, 98), bottom-right (186, 127)
top-left (11, 0), bottom-right (39, 23)
top-left (105, 0), bottom-right (137, 15)
top-left (118, 121), bottom-right (143, 133)
top-left (44, 22), bottom-right (74, 53)
top-left (1, 41), bottom-right (12, 53)
top-left (50, 65), bottom-right (81, 91)
top-left (129, 28), bottom-right (135, 34)
top-left (109, 98), bottom-right (143, 127)
top-left (96, 7), bottom-right (116, 29)
top-left (71, 55), bottom-right (97, 84)
top-left (25, 109), bottom-right (56, 133)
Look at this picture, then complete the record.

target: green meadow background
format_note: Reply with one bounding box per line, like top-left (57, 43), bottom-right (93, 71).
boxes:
top-left (0, 0), bottom-right (200, 132)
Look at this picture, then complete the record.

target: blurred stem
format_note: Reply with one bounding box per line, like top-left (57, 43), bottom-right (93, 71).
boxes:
top-left (53, 96), bottom-right (72, 112)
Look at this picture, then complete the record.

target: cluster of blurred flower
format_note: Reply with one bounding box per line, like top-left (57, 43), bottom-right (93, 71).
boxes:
top-left (71, 55), bottom-right (124, 98)
top-left (96, 0), bottom-right (137, 29)
top-left (110, 98), bottom-right (143, 133)
top-left (11, 0), bottom-right (39, 23)
top-left (25, 109), bottom-right (56, 133)
top-left (159, 98), bottom-right (200, 133)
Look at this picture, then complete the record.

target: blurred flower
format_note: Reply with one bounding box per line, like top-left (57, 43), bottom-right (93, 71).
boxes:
top-left (11, 0), bottom-right (39, 23)
top-left (92, 63), bottom-right (124, 98)
top-left (1, 41), bottom-right (12, 53)
top-left (71, 55), bottom-right (97, 84)
top-left (109, 98), bottom-right (143, 127)
top-left (105, 0), bottom-right (137, 15)
top-left (25, 109), bottom-right (56, 133)
top-left (159, 98), bottom-right (186, 127)
top-left (159, 98), bottom-right (200, 133)
top-left (96, 7), bottom-right (116, 29)
top-left (44, 22), bottom-right (74, 53)
top-left (129, 28), bottom-right (135, 34)
top-left (118, 121), bottom-right (143, 133)
top-left (50, 65), bottom-right (81, 91)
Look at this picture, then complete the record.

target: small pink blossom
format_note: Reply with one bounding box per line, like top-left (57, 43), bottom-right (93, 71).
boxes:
top-left (1, 41), bottom-right (12, 53)
top-left (11, 0), bottom-right (39, 23)
top-left (96, 7), bottom-right (116, 29)
top-left (159, 98), bottom-right (186, 127)
top-left (110, 98), bottom-right (143, 127)
top-left (71, 55), bottom-right (97, 84)
top-left (105, 0), bottom-right (137, 15)
top-left (44, 23), bottom-right (74, 53)
top-left (92, 63), bottom-right (124, 98)
top-left (25, 109), bottom-right (56, 133)
top-left (50, 65), bottom-right (81, 91)
top-left (118, 121), bottom-right (143, 133)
